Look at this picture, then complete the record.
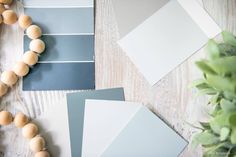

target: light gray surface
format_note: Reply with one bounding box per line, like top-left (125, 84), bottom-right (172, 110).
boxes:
top-left (24, 35), bottom-right (95, 62)
top-left (67, 88), bottom-right (125, 157)
top-left (111, 0), bottom-right (169, 38)
top-left (25, 8), bottom-right (94, 34)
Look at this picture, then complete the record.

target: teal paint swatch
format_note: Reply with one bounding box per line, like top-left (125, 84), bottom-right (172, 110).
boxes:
top-left (101, 106), bottom-right (188, 157)
top-left (25, 8), bottom-right (94, 34)
top-left (66, 88), bottom-right (125, 157)
top-left (24, 35), bottom-right (94, 61)
top-left (23, 62), bottom-right (95, 90)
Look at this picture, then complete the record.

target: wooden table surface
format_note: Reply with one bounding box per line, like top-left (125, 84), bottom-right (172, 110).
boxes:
top-left (0, 0), bottom-right (235, 156)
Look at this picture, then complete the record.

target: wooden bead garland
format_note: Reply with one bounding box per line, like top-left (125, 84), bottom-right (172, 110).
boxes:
top-left (0, 1), bottom-right (50, 156)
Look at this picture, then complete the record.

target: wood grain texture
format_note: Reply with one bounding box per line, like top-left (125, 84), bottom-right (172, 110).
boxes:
top-left (0, 0), bottom-right (235, 156)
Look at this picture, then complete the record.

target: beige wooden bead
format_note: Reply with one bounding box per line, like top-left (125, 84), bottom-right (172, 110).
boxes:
top-left (0, 111), bottom-right (13, 126)
top-left (26, 25), bottom-right (42, 39)
top-left (30, 39), bottom-right (45, 54)
top-left (23, 51), bottom-right (38, 66)
top-left (2, 10), bottom-right (17, 25)
top-left (35, 151), bottom-right (50, 157)
top-left (22, 123), bottom-right (38, 139)
top-left (0, 82), bottom-right (8, 97)
top-left (30, 136), bottom-right (45, 153)
top-left (0, 4), bottom-right (5, 14)
top-left (18, 15), bottom-right (32, 29)
top-left (14, 112), bottom-right (29, 128)
top-left (1, 70), bottom-right (18, 86)
top-left (13, 61), bottom-right (30, 77)
top-left (0, 0), bottom-right (13, 5)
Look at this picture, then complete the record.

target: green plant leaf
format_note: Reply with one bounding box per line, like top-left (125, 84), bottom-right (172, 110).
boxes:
top-left (222, 31), bottom-right (236, 47)
top-left (206, 74), bottom-right (236, 93)
top-left (210, 113), bottom-right (229, 134)
top-left (206, 39), bottom-right (220, 60)
top-left (193, 131), bottom-right (219, 147)
top-left (229, 113), bottom-right (236, 126)
top-left (208, 56), bottom-right (236, 74)
top-left (231, 128), bottom-right (236, 144)
top-left (220, 99), bottom-right (236, 113)
top-left (220, 127), bottom-right (230, 141)
top-left (219, 43), bottom-right (236, 56)
top-left (196, 60), bottom-right (217, 75)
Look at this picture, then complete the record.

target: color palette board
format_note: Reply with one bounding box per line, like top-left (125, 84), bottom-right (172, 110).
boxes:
top-left (22, 0), bottom-right (95, 90)
top-left (112, 0), bottom-right (221, 85)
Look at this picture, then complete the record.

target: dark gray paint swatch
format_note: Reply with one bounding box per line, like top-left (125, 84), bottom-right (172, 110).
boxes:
top-left (23, 62), bottom-right (95, 91)
top-left (112, 0), bottom-right (169, 38)
top-left (66, 88), bottom-right (125, 157)
top-left (24, 35), bottom-right (94, 61)
top-left (25, 8), bottom-right (94, 34)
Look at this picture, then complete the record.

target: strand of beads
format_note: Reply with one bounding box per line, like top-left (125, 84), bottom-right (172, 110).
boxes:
top-left (0, 111), bottom-right (50, 157)
top-left (0, 1), bottom-right (49, 157)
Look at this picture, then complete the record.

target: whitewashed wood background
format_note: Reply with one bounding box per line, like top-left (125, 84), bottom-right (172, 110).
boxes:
top-left (0, 0), bottom-right (235, 156)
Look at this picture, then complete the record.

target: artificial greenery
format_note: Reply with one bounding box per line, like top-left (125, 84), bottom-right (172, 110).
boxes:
top-left (192, 31), bottom-right (236, 157)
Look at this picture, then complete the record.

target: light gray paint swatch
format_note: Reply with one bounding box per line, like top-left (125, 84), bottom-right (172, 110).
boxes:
top-left (24, 35), bottom-right (94, 61)
top-left (118, 0), bottom-right (208, 85)
top-left (25, 8), bottom-right (94, 34)
top-left (66, 88), bottom-right (125, 157)
top-left (111, 0), bottom-right (169, 38)
top-left (101, 106), bottom-right (187, 157)
top-left (22, 0), bottom-right (93, 7)
top-left (23, 62), bottom-right (95, 91)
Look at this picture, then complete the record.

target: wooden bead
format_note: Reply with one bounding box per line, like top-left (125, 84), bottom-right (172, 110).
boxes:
top-left (1, 70), bottom-right (18, 86)
top-left (0, 15), bottom-right (2, 24)
top-left (13, 61), bottom-right (30, 77)
top-left (2, 10), bottom-right (17, 25)
top-left (30, 39), bottom-right (45, 54)
top-left (30, 136), bottom-right (45, 153)
top-left (22, 123), bottom-right (38, 139)
top-left (0, 4), bottom-right (5, 14)
top-left (18, 15), bottom-right (32, 29)
top-left (23, 51), bottom-right (38, 66)
top-left (0, 0), bottom-right (13, 5)
top-left (26, 25), bottom-right (42, 39)
top-left (14, 112), bottom-right (29, 128)
top-left (0, 82), bottom-right (8, 97)
top-left (35, 151), bottom-right (50, 157)
top-left (0, 111), bottom-right (13, 126)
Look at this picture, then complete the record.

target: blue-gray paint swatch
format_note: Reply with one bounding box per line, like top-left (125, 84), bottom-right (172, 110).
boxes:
top-left (25, 8), bottom-right (94, 34)
top-left (66, 88), bottom-right (125, 157)
top-left (101, 107), bottom-right (188, 157)
top-left (24, 35), bottom-right (94, 61)
top-left (23, 62), bottom-right (95, 91)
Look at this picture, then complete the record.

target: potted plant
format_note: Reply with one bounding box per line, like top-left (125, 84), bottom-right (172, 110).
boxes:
top-left (192, 31), bottom-right (236, 157)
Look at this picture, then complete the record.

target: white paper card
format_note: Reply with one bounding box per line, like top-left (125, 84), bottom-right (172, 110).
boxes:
top-left (82, 100), bottom-right (141, 157)
top-left (116, 0), bottom-right (221, 85)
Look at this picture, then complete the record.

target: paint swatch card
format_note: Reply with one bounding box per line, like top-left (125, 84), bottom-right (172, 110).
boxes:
top-left (82, 100), bottom-right (188, 157)
top-left (22, 0), bottom-right (95, 90)
top-left (66, 88), bottom-right (125, 157)
top-left (112, 0), bottom-right (221, 85)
